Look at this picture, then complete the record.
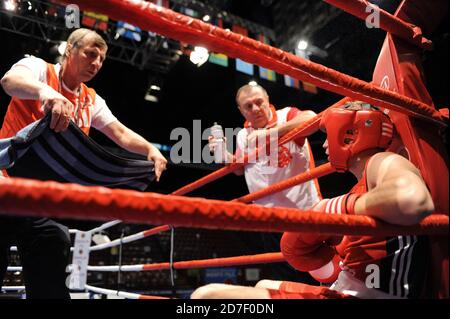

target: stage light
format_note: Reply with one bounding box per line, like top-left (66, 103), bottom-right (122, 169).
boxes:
top-left (144, 93), bottom-right (159, 103)
top-left (189, 46), bottom-right (209, 67)
top-left (4, 0), bottom-right (17, 12)
top-left (144, 77), bottom-right (163, 103)
top-left (57, 41), bottom-right (67, 56)
top-left (297, 40), bottom-right (308, 51)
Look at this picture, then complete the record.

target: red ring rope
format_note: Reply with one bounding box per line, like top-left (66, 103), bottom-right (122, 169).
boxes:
top-left (143, 253), bottom-right (285, 271)
top-left (234, 163), bottom-right (336, 204)
top-left (324, 0), bottom-right (432, 49)
top-left (57, 0), bottom-right (446, 126)
top-left (0, 178), bottom-right (447, 236)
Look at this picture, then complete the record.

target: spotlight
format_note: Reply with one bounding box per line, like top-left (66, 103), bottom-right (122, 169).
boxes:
top-left (57, 41), bottom-right (67, 56)
top-left (144, 94), bottom-right (158, 103)
top-left (189, 46), bottom-right (209, 67)
top-left (144, 77), bottom-right (163, 103)
top-left (297, 40), bottom-right (308, 51)
top-left (248, 81), bottom-right (258, 86)
top-left (202, 15), bottom-right (211, 22)
top-left (4, 0), bottom-right (17, 12)
top-left (50, 41), bottom-right (67, 63)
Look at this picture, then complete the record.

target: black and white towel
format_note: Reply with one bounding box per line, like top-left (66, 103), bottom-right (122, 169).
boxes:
top-left (0, 114), bottom-right (155, 191)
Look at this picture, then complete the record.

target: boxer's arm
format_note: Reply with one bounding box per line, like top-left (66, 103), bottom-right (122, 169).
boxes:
top-left (354, 152), bottom-right (434, 225)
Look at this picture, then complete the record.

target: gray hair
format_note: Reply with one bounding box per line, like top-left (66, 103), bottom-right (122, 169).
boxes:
top-left (63, 28), bottom-right (107, 60)
top-left (235, 84), bottom-right (269, 105)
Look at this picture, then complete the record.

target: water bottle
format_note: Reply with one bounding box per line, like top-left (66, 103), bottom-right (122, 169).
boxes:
top-left (210, 122), bottom-right (226, 163)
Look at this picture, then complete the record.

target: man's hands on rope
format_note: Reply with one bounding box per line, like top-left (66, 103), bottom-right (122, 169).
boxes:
top-left (208, 128), bottom-right (277, 156)
top-left (39, 86), bottom-right (74, 133)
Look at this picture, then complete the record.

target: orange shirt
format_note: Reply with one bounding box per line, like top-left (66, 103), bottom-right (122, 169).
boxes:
top-left (0, 63), bottom-right (96, 139)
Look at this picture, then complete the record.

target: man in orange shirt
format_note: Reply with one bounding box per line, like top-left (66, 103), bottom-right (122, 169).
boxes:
top-left (0, 28), bottom-right (167, 298)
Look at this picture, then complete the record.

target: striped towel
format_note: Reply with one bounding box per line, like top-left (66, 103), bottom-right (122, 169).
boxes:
top-left (0, 114), bottom-right (155, 191)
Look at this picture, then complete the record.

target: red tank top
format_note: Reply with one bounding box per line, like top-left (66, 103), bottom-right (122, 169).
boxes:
top-left (336, 160), bottom-right (432, 298)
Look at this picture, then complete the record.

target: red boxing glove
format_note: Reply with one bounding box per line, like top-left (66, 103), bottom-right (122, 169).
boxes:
top-left (281, 231), bottom-right (339, 273)
top-left (281, 193), bottom-right (360, 283)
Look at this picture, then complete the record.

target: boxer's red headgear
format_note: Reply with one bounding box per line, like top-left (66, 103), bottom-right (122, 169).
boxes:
top-left (320, 103), bottom-right (394, 172)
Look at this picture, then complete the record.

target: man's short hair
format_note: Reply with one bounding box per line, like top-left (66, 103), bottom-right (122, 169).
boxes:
top-left (235, 84), bottom-right (269, 106)
top-left (64, 28), bottom-right (108, 59)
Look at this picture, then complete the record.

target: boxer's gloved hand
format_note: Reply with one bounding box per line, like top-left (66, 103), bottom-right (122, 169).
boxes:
top-left (281, 231), bottom-right (340, 283)
top-left (281, 193), bottom-right (360, 283)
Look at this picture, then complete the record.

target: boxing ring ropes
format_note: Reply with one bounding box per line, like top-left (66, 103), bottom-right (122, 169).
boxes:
top-left (1, 0), bottom-right (448, 299)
